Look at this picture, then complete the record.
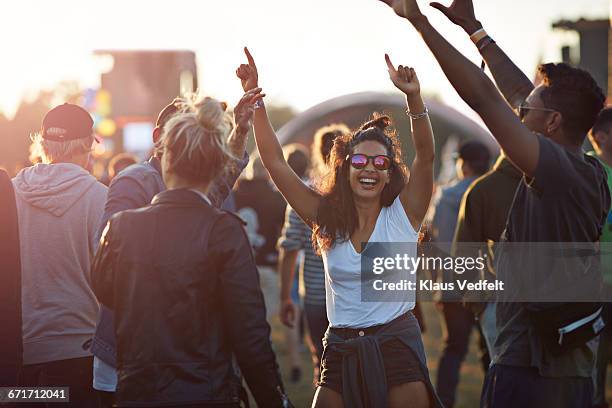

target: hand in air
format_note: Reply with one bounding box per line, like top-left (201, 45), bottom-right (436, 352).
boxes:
top-left (429, 0), bottom-right (481, 33)
top-left (378, 0), bottom-right (424, 21)
top-left (233, 87), bottom-right (265, 132)
top-left (385, 54), bottom-right (420, 96)
top-left (236, 47), bottom-right (259, 92)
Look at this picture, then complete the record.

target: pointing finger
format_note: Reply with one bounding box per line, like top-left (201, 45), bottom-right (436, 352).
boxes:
top-left (384, 53), bottom-right (396, 73)
top-left (244, 47), bottom-right (257, 68)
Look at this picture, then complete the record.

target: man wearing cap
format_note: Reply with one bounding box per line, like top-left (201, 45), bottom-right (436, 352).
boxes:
top-left (89, 98), bottom-right (252, 407)
top-left (430, 140), bottom-right (492, 408)
top-left (12, 103), bottom-right (107, 407)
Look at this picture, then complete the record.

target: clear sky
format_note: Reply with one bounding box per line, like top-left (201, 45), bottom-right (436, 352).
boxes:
top-left (1, 0), bottom-right (608, 119)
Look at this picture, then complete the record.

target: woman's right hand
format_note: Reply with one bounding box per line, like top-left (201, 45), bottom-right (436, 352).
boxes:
top-left (236, 47), bottom-right (259, 92)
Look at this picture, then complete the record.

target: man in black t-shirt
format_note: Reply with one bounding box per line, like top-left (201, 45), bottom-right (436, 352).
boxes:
top-left (379, 0), bottom-right (609, 406)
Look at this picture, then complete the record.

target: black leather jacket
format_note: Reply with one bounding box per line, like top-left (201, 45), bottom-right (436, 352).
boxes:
top-left (91, 188), bottom-right (285, 407)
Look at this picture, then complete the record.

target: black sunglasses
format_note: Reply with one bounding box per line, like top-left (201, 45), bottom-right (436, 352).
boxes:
top-left (347, 153), bottom-right (392, 170)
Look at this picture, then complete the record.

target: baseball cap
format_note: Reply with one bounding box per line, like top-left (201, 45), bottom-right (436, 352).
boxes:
top-left (42, 103), bottom-right (94, 142)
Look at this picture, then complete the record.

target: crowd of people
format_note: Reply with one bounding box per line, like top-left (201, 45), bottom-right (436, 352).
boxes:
top-left (1, 0), bottom-right (612, 407)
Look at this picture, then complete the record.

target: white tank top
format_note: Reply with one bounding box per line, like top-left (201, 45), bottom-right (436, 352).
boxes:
top-left (321, 195), bottom-right (419, 328)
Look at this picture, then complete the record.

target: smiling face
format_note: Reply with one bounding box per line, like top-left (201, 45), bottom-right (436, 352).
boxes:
top-left (348, 140), bottom-right (391, 201)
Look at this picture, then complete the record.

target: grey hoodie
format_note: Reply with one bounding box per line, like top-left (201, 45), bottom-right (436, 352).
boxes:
top-left (12, 163), bottom-right (107, 365)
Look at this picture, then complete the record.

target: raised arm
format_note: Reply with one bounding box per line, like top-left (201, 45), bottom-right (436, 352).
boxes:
top-left (430, 0), bottom-right (534, 108)
top-left (379, 0), bottom-right (538, 176)
top-left (236, 47), bottom-right (321, 225)
top-left (207, 91), bottom-right (258, 207)
top-left (385, 55), bottom-right (435, 230)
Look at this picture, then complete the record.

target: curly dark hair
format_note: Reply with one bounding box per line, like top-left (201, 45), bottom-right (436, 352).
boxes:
top-left (312, 114), bottom-right (408, 254)
top-left (537, 63), bottom-right (606, 143)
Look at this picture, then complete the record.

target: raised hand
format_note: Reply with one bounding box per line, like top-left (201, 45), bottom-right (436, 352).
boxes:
top-left (385, 54), bottom-right (420, 96)
top-left (236, 47), bottom-right (259, 92)
top-left (378, 0), bottom-right (424, 21)
top-left (429, 0), bottom-right (481, 34)
top-left (233, 87), bottom-right (265, 133)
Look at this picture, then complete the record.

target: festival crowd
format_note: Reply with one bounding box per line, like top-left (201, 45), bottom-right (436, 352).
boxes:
top-left (1, 0), bottom-right (612, 407)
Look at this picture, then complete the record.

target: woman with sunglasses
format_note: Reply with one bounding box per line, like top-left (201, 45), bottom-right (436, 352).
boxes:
top-left (237, 48), bottom-right (439, 408)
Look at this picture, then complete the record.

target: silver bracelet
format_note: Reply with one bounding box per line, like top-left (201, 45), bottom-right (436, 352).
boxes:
top-left (254, 99), bottom-right (264, 110)
top-left (406, 105), bottom-right (429, 120)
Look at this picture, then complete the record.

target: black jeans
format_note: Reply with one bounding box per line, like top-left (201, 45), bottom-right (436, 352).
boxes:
top-left (17, 356), bottom-right (96, 408)
top-left (436, 302), bottom-right (490, 408)
top-left (481, 364), bottom-right (592, 408)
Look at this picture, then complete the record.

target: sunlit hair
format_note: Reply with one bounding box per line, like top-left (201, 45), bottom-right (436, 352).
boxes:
top-left (161, 95), bottom-right (236, 184)
top-left (311, 123), bottom-right (350, 178)
top-left (29, 132), bottom-right (94, 164)
top-left (312, 114), bottom-right (408, 253)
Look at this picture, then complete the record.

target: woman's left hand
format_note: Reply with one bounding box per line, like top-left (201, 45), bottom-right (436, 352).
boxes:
top-left (233, 87), bottom-right (266, 134)
top-left (385, 54), bottom-right (420, 96)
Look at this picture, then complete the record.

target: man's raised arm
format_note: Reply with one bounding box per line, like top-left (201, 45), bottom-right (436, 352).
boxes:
top-left (430, 0), bottom-right (534, 108)
top-left (378, 0), bottom-right (538, 176)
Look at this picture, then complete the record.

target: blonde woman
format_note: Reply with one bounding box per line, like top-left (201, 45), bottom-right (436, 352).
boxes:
top-left (91, 94), bottom-right (292, 408)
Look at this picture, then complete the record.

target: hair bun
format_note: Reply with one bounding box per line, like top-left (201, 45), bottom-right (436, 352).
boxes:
top-left (194, 97), bottom-right (226, 131)
top-left (359, 115), bottom-right (391, 131)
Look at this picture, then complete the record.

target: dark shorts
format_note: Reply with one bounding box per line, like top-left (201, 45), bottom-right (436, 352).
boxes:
top-left (318, 322), bottom-right (426, 394)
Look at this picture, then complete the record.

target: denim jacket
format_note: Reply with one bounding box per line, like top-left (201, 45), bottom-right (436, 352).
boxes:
top-left (87, 154), bottom-right (248, 366)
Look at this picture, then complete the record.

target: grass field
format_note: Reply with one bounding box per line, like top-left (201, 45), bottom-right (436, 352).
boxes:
top-left (265, 301), bottom-right (612, 408)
